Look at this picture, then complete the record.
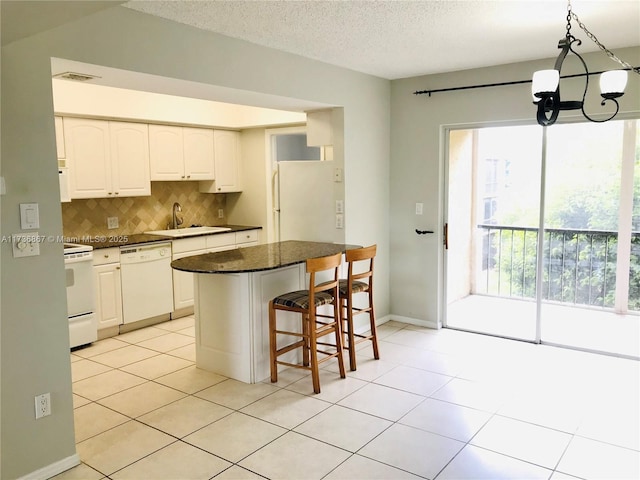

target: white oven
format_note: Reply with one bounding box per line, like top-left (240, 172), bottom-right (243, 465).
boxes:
top-left (64, 243), bottom-right (97, 348)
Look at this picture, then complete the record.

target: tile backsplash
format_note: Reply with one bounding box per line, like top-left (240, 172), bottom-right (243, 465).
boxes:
top-left (62, 181), bottom-right (226, 238)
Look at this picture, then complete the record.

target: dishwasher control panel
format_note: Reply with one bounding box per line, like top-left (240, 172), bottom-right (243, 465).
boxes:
top-left (120, 243), bottom-right (172, 264)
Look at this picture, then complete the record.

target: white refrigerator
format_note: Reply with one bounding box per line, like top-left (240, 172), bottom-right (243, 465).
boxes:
top-left (275, 160), bottom-right (336, 242)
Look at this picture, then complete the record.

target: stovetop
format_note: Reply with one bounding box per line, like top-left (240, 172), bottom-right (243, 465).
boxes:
top-left (63, 242), bottom-right (93, 255)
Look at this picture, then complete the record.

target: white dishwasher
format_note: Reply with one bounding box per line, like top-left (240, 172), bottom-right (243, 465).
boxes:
top-left (120, 242), bottom-right (174, 324)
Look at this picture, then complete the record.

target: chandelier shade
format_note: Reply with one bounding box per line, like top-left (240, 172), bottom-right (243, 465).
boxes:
top-left (531, 0), bottom-right (637, 126)
top-left (532, 70), bottom-right (560, 99)
top-left (599, 70), bottom-right (628, 99)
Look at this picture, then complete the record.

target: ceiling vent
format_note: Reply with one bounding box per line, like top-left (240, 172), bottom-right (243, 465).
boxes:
top-left (52, 72), bottom-right (101, 82)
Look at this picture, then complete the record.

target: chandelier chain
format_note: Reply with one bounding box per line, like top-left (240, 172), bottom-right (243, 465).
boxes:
top-left (569, 9), bottom-right (640, 74)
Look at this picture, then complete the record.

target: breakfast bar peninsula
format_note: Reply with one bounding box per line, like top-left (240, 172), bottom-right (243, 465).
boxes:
top-left (171, 240), bottom-right (357, 383)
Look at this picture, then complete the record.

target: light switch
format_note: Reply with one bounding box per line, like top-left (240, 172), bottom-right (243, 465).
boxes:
top-left (415, 203), bottom-right (424, 215)
top-left (334, 168), bottom-right (343, 183)
top-left (20, 203), bottom-right (40, 229)
top-left (335, 200), bottom-right (344, 213)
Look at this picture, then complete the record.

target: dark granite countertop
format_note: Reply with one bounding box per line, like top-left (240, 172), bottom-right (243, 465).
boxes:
top-left (171, 240), bottom-right (360, 274)
top-left (73, 225), bottom-right (262, 249)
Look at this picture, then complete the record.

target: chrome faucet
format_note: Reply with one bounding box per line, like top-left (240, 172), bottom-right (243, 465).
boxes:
top-left (171, 202), bottom-right (183, 229)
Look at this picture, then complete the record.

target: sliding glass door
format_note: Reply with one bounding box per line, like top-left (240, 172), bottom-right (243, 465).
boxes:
top-left (446, 125), bottom-right (542, 341)
top-left (445, 119), bottom-right (639, 358)
top-left (540, 120), bottom-right (639, 357)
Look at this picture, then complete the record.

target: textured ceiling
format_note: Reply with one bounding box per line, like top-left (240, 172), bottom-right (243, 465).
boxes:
top-left (125, 0), bottom-right (640, 79)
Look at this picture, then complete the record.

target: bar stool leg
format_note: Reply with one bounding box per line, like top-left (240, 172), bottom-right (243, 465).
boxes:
top-left (346, 295), bottom-right (358, 371)
top-left (308, 315), bottom-right (321, 394)
top-left (335, 304), bottom-right (347, 379)
top-left (302, 313), bottom-right (310, 367)
top-left (269, 300), bottom-right (278, 383)
top-left (368, 289), bottom-right (380, 360)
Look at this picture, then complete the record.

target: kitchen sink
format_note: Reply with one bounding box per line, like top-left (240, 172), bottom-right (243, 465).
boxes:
top-left (145, 226), bottom-right (232, 237)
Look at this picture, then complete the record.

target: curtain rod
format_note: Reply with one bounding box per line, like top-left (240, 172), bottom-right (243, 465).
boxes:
top-left (413, 68), bottom-right (635, 96)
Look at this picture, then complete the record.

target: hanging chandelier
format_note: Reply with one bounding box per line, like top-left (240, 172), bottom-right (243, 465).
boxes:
top-left (532, 0), bottom-right (639, 126)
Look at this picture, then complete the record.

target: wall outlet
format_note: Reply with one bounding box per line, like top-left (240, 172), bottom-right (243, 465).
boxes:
top-left (218, 209), bottom-right (224, 219)
top-left (335, 214), bottom-right (344, 229)
top-left (12, 233), bottom-right (40, 258)
top-left (35, 393), bottom-right (51, 419)
top-left (107, 216), bottom-right (119, 229)
top-left (335, 200), bottom-right (344, 214)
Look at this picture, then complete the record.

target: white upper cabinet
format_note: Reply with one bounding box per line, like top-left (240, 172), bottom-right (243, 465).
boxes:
top-left (200, 130), bottom-right (241, 193)
top-left (64, 118), bottom-right (150, 199)
top-left (109, 122), bottom-right (151, 197)
top-left (64, 118), bottom-right (112, 198)
top-left (148, 125), bottom-right (184, 180)
top-left (183, 127), bottom-right (215, 180)
top-left (149, 125), bottom-right (214, 181)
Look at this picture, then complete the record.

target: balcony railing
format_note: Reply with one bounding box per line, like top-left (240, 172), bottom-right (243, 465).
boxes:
top-left (477, 224), bottom-right (640, 312)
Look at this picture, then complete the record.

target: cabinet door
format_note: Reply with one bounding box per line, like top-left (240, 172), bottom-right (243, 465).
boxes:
top-left (110, 122), bottom-right (151, 197)
top-left (183, 127), bottom-right (214, 180)
top-left (55, 116), bottom-right (66, 160)
top-left (149, 125), bottom-right (184, 180)
top-left (172, 249), bottom-right (207, 309)
top-left (94, 263), bottom-right (123, 329)
top-left (213, 130), bottom-right (241, 192)
top-left (64, 118), bottom-right (112, 198)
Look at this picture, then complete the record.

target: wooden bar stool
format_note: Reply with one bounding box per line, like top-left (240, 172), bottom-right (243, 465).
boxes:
top-left (269, 252), bottom-right (346, 393)
top-left (340, 245), bottom-right (379, 371)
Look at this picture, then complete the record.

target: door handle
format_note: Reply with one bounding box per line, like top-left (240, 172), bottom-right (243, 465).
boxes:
top-left (444, 223), bottom-right (449, 250)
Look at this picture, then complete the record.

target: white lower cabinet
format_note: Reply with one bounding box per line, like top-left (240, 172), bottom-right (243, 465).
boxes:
top-left (206, 232), bottom-right (237, 252)
top-left (92, 231), bottom-right (261, 325)
top-left (172, 237), bottom-right (207, 311)
top-left (93, 247), bottom-right (123, 330)
top-left (171, 230), bottom-right (259, 311)
top-left (235, 230), bottom-right (259, 248)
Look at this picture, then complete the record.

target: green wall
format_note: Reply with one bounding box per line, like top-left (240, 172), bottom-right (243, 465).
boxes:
top-left (389, 47), bottom-right (640, 325)
top-left (0, 6), bottom-right (390, 478)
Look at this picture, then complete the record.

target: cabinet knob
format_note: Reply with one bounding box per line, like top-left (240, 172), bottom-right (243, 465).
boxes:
top-left (181, 175), bottom-right (185, 179)
top-left (104, 254), bottom-right (109, 258)
top-left (115, 192), bottom-right (119, 195)
top-left (187, 175), bottom-right (191, 179)
top-left (218, 187), bottom-right (221, 191)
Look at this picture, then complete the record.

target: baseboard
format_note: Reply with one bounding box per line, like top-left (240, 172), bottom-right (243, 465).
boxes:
top-left (351, 314), bottom-right (439, 334)
top-left (17, 454), bottom-right (80, 480)
top-left (171, 306), bottom-right (195, 319)
top-left (382, 314), bottom-right (440, 330)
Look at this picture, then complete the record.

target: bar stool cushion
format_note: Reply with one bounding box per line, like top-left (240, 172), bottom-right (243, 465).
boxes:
top-left (338, 279), bottom-right (369, 295)
top-left (273, 290), bottom-right (335, 309)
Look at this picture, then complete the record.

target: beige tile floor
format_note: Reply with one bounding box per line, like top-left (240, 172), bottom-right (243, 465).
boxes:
top-left (55, 317), bottom-right (639, 480)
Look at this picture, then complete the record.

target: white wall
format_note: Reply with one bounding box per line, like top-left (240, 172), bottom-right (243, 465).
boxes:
top-left (0, 6), bottom-right (390, 478)
top-left (389, 47), bottom-right (640, 326)
top-left (226, 128), bottom-right (270, 231)
top-left (52, 79), bottom-right (306, 128)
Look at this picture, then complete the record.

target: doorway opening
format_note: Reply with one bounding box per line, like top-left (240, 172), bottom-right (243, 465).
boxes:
top-left (445, 119), bottom-right (640, 358)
